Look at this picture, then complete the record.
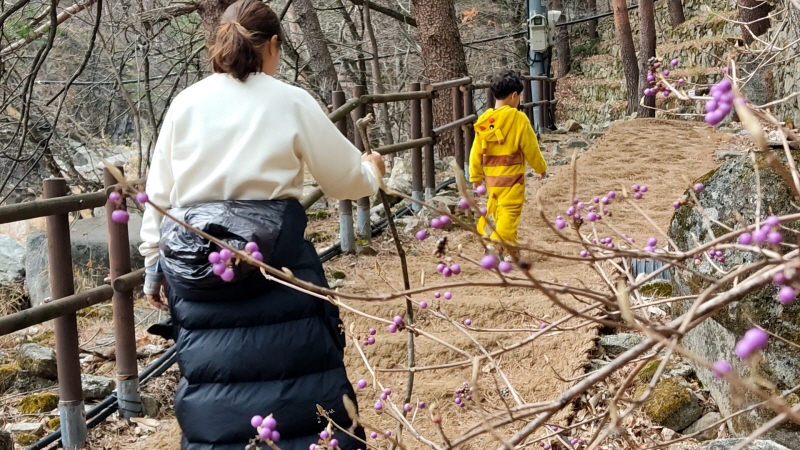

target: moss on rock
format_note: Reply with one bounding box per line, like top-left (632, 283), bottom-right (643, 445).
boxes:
top-left (636, 360), bottom-right (662, 383)
top-left (18, 392), bottom-right (59, 414)
top-left (0, 363), bottom-right (19, 393)
top-left (14, 433), bottom-right (38, 446)
top-left (635, 378), bottom-right (701, 431)
top-left (47, 417), bottom-right (60, 430)
top-left (639, 280), bottom-right (673, 297)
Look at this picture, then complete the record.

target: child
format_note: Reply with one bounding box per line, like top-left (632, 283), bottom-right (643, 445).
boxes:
top-left (469, 69), bottom-right (547, 259)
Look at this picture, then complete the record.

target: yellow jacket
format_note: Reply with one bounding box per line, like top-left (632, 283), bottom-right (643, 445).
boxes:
top-left (468, 106), bottom-right (546, 188)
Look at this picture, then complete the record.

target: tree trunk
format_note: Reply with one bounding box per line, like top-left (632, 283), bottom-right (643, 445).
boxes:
top-left (637, 0), bottom-right (656, 118)
top-left (667, 0), bottom-right (686, 27)
top-left (552, 0), bottom-right (570, 77)
top-left (410, 0), bottom-right (468, 158)
top-left (587, 0), bottom-right (599, 39)
top-left (612, 0), bottom-right (639, 115)
top-left (196, 0), bottom-right (237, 50)
top-left (739, 0), bottom-right (771, 45)
top-left (291, 0), bottom-right (341, 106)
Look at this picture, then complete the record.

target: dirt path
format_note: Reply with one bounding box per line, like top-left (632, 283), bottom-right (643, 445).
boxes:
top-left (122, 119), bottom-right (726, 449)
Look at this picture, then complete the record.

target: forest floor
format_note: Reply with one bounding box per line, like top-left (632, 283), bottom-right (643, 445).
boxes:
top-left (1, 118), bottom-right (738, 449)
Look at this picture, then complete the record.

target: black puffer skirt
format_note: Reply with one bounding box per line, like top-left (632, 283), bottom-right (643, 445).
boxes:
top-left (158, 199), bottom-right (364, 450)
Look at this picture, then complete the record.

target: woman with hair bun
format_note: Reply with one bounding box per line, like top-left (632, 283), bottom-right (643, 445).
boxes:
top-left (138, 0), bottom-right (381, 448)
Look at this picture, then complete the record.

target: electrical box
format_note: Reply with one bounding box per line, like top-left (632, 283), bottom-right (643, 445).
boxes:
top-left (529, 14), bottom-right (548, 52)
top-left (547, 10), bottom-right (562, 46)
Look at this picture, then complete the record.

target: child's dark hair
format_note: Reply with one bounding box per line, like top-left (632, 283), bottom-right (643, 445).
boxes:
top-left (210, 0), bottom-right (285, 82)
top-left (490, 70), bottom-right (524, 100)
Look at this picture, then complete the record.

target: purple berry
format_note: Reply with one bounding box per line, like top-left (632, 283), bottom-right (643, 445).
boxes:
top-left (459, 198), bottom-right (470, 209)
top-left (221, 268), bottom-right (235, 282)
top-left (437, 263), bottom-right (446, 273)
top-left (647, 237), bottom-right (657, 247)
top-left (259, 427), bottom-right (271, 440)
top-left (416, 230), bottom-right (428, 241)
top-left (712, 360), bottom-right (732, 378)
top-left (111, 209), bottom-right (129, 224)
top-left (464, 319), bottom-right (472, 326)
top-left (388, 324), bottom-right (397, 333)
top-left (384, 388), bottom-right (392, 396)
top-left (209, 252), bottom-right (221, 264)
top-left (251, 416), bottom-right (263, 428)
top-left (270, 431), bottom-right (280, 442)
top-left (450, 264), bottom-right (461, 275)
top-left (774, 272), bottom-right (787, 285)
top-left (263, 416), bottom-right (276, 430)
top-left (357, 379), bottom-right (367, 389)
top-left (212, 263), bottom-right (226, 276)
top-left (370, 432), bottom-right (378, 439)
top-left (418, 401), bottom-right (426, 409)
top-left (108, 192), bottom-right (121, 203)
top-left (778, 286), bottom-right (796, 305)
top-left (136, 192), bottom-right (149, 204)
top-left (380, 392), bottom-right (387, 400)
top-left (419, 301), bottom-right (428, 309)
top-left (219, 249), bottom-right (233, 261)
top-left (753, 229), bottom-right (768, 244)
top-left (498, 261), bottom-right (513, 273)
top-left (329, 439), bottom-right (339, 448)
top-left (384, 431), bottom-right (392, 438)
top-left (479, 207), bottom-right (488, 216)
top-left (586, 212), bottom-right (597, 222)
top-left (767, 231), bottom-right (783, 246)
top-left (634, 192), bottom-right (643, 200)
top-left (374, 401), bottom-right (383, 411)
top-left (439, 216), bottom-right (451, 227)
top-left (673, 201), bottom-right (681, 209)
top-left (475, 185), bottom-right (487, 196)
top-left (694, 183), bottom-right (704, 193)
top-left (766, 216), bottom-right (780, 227)
top-left (367, 336), bottom-right (375, 345)
top-left (393, 315), bottom-right (403, 325)
top-left (662, 69), bottom-right (670, 76)
top-left (431, 218), bottom-right (442, 229)
top-left (739, 232), bottom-right (752, 245)
top-left (369, 328), bottom-right (376, 335)
top-left (601, 196), bottom-right (609, 205)
top-left (404, 403), bottom-right (412, 412)
top-left (455, 397), bottom-right (462, 405)
top-left (480, 255), bottom-right (498, 270)
top-left (442, 267), bottom-right (452, 277)
top-left (252, 251), bottom-right (264, 262)
top-left (555, 219), bottom-right (566, 230)
top-left (444, 291), bottom-right (453, 300)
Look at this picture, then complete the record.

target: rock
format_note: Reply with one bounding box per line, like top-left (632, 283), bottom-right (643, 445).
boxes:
top-left (3, 422), bottom-right (42, 434)
top-left (25, 215), bottom-right (145, 306)
top-left (598, 333), bottom-right (645, 355)
top-left (669, 154), bottom-right (800, 447)
top-left (17, 344), bottom-right (57, 380)
top-left (639, 279), bottom-right (673, 297)
top-left (0, 363), bottom-right (18, 393)
top-left (635, 378), bottom-right (702, 432)
top-left (13, 433), bottom-right (38, 446)
top-left (0, 431), bottom-right (11, 450)
top-left (551, 144), bottom-right (561, 156)
top-left (385, 157), bottom-right (412, 195)
top-left (141, 395), bottom-right (160, 418)
top-left (684, 412), bottom-right (723, 441)
top-left (0, 234), bottom-right (25, 286)
top-left (81, 374), bottom-right (114, 400)
top-left (567, 139), bottom-right (589, 149)
top-left (705, 440), bottom-right (791, 450)
top-left (563, 120), bottom-right (583, 132)
top-left (18, 392), bottom-right (59, 414)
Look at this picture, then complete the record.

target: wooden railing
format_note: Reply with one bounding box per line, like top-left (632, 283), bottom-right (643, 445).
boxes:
top-left (0, 71), bottom-right (557, 449)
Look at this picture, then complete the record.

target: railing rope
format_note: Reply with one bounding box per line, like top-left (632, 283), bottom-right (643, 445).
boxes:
top-left (44, 178), bottom-right (87, 450)
top-left (104, 167), bottom-right (143, 419)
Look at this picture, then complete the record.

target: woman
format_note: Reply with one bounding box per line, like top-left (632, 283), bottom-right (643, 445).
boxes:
top-left (138, 1), bottom-right (383, 448)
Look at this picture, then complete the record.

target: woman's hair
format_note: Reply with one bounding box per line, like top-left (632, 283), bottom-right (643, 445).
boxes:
top-left (210, 0), bottom-right (284, 82)
top-left (490, 69), bottom-right (524, 100)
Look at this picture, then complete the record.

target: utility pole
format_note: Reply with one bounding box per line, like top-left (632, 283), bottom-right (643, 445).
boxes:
top-left (528, 0), bottom-right (544, 135)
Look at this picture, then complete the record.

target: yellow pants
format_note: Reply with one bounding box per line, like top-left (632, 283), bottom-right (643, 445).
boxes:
top-left (477, 185), bottom-right (524, 246)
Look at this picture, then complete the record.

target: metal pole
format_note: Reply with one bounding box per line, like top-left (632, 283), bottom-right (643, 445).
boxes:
top-left (463, 89), bottom-right (475, 179)
top-left (410, 82), bottom-right (423, 212)
top-left (529, 0), bottom-right (545, 134)
top-left (103, 167), bottom-right (143, 419)
top-left (421, 93), bottom-right (435, 200)
top-left (452, 86), bottom-right (464, 172)
top-left (44, 178), bottom-right (86, 449)
top-left (333, 91), bottom-right (355, 254)
top-left (352, 85), bottom-right (374, 254)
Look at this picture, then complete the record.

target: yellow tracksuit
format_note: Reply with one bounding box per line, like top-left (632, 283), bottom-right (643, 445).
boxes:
top-left (469, 105), bottom-right (546, 247)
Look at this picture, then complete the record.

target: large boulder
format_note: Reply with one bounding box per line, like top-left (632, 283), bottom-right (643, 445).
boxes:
top-left (0, 234), bottom-right (25, 285)
top-left (669, 154), bottom-right (800, 448)
top-left (25, 215), bottom-right (144, 306)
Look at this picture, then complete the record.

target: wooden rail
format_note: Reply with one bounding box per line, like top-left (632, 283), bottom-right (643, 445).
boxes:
top-left (0, 67), bottom-right (559, 447)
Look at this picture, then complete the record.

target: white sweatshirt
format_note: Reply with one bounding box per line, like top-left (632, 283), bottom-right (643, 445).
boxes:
top-left (139, 72), bottom-right (380, 267)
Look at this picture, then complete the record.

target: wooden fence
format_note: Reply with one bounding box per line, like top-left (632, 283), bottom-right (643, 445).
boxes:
top-left (0, 72), bottom-right (557, 449)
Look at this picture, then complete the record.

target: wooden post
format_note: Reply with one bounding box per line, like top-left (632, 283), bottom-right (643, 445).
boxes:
top-left (549, 78), bottom-right (557, 130)
top-left (422, 91), bottom-right (435, 200)
top-left (410, 83), bottom-right (423, 212)
top-left (352, 86), bottom-right (374, 254)
top-left (538, 79), bottom-right (546, 133)
top-left (333, 91), bottom-right (355, 253)
top-left (104, 167), bottom-right (143, 419)
top-left (463, 88), bottom-right (475, 179)
top-left (522, 77), bottom-right (533, 122)
top-left (44, 178), bottom-right (86, 449)
top-left (452, 86), bottom-right (464, 172)
top-left (485, 87), bottom-right (495, 111)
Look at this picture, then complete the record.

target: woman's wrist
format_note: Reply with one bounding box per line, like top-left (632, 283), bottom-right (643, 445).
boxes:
top-left (143, 261), bottom-right (163, 295)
